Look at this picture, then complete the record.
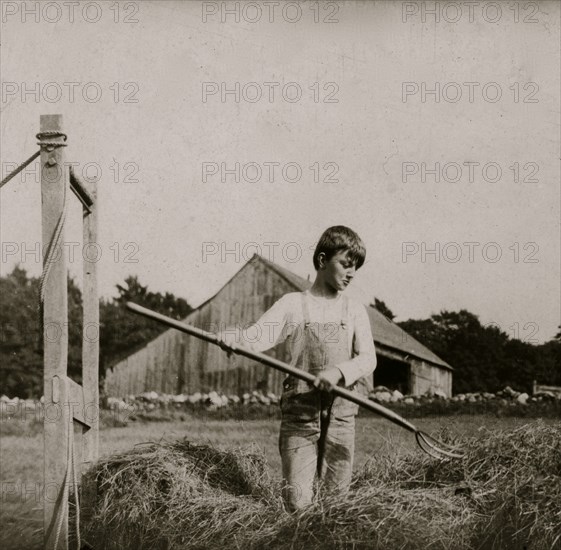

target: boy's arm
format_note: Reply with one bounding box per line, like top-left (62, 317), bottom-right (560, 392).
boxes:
top-left (335, 302), bottom-right (377, 387)
top-left (217, 295), bottom-right (290, 354)
top-left (314, 302), bottom-right (377, 390)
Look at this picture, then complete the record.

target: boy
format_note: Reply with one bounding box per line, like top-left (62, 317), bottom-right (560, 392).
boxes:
top-left (219, 226), bottom-right (376, 512)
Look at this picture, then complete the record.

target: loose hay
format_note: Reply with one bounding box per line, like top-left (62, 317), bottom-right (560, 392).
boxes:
top-left (82, 422), bottom-right (561, 550)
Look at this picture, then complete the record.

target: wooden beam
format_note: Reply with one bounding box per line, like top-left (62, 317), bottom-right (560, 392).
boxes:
top-left (65, 377), bottom-right (91, 428)
top-left (69, 166), bottom-right (94, 210)
top-left (81, 178), bottom-right (99, 471)
top-left (41, 114), bottom-right (69, 550)
top-left (80, 237), bottom-right (100, 530)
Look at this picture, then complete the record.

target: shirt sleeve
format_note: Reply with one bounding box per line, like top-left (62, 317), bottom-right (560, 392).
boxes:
top-left (336, 301), bottom-right (377, 387)
top-left (238, 294), bottom-right (292, 354)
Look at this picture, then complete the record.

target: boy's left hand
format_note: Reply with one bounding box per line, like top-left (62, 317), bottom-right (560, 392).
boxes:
top-left (313, 367), bottom-right (343, 391)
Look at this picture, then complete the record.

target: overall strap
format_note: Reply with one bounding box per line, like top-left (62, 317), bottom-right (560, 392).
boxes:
top-left (302, 291), bottom-right (349, 327)
top-left (301, 291), bottom-right (311, 326)
top-left (341, 295), bottom-right (349, 329)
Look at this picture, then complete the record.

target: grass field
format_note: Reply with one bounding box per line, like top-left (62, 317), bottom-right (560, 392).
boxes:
top-left (1, 414), bottom-right (559, 549)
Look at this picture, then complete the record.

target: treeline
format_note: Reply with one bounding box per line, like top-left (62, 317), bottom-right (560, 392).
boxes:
top-left (396, 310), bottom-right (561, 394)
top-left (1, 267), bottom-right (559, 398)
top-left (369, 298), bottom-right (560, 394)
top-left (0, 266), bottom-right (192, 397)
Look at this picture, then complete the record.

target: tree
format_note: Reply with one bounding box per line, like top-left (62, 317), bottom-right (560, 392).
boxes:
top-left (398, 309), bottom-right (561, 394)
top-left (371, 297), bottom-right (395, 321)
top-left (536, 339), bottom-right (561, 386)
top-left (0, 266), bottom-right (193, 397)
top-left (99, 275), bottom-right (193, 374)
top-left (0, 266), bottom-right (43, 397)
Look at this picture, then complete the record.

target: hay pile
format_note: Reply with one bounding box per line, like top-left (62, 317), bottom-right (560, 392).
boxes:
top-left (83, 422), bottom-right (561, 550)
top-left (82, 441), bottom-right (278, 549)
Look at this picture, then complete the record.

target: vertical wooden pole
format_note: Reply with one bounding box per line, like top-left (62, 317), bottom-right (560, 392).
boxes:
top-left (41, 114), bottom-right (69, 550)
top-left (78, 173), bottom-right (99, 539)
top-left (81, 180), bottom-right (99, 469)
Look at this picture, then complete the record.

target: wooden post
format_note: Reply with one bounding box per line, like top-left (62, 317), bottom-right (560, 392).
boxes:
top-left (82, 178), bottom-right (98, 467)
top-left (40, 115), bottom-right (99, 549)
top-left (41, 114), bottom-right (69, 550)
top-left (80, 177), bottom-right (99, 532)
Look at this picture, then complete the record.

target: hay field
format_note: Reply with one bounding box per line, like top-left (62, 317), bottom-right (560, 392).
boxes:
top-left (1, 415), bottom-right (559, 549)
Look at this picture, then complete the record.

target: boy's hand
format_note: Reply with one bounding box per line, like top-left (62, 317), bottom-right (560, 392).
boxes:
top-left (313, 367), bottom-right (343, 391)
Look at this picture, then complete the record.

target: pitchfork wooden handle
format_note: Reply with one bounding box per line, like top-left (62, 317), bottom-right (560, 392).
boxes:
top-left (125, 301), bottom-right (465, 460)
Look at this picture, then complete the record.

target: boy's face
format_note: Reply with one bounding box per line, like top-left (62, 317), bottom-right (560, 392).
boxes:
top-left (322, 249), bottom-right (357, 291)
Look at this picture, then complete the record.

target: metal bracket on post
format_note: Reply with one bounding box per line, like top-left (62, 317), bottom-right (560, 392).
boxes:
top-left (52, 375), bottom-right (61, 404)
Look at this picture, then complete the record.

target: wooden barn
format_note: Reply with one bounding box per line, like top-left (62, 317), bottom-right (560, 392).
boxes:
top-left (104, 255), bottom-right (453, 398)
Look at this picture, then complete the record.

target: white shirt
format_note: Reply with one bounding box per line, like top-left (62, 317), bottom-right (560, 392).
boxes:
top-left (238, 290), bottom-right (377, 387)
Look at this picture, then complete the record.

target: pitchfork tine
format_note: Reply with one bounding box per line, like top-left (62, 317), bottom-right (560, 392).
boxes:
top-left (415, 431), bottom-right (465, 460)
top-left (416, 431), bottom-right (465, 459)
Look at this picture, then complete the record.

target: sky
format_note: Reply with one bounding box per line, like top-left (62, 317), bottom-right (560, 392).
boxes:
top-left (1, 0), bottom-right (560, 343)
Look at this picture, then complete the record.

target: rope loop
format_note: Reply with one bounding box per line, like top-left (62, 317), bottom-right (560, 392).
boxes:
top-left (36, 131), bottom-right (68, 152)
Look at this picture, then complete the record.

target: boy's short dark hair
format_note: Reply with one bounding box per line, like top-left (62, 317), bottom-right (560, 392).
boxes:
top-left (313, 226), bottom-right (366, 270)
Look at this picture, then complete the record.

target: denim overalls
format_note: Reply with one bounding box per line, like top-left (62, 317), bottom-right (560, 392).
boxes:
top-left (279, 291), bottom-right (359, 512)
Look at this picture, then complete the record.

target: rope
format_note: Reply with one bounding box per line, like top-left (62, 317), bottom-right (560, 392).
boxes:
top-left (38, 177), bottom-right (69, 303)
top-left (0, 132), bottom-right (67, 189)
top-left (37, 168), bottom-right (69, 344)
top-left (1, 131), bottom-right (68, 189)
top-left (53, 421), bottom-right (70, 549)
top-left (71, 416), bottom-right (81, 550)
top-left (0, 150), bottom-right (40, 189)
top-left (36, 131), bottom-right (69, 334)
top-left (53, 407), bottom-right (81, 550)
top-left (36, 131), bottom-right (68, 151)
top-left (37, 130), bottom-right (69, 304)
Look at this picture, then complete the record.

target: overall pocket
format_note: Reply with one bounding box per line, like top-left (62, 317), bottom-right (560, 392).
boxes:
top-left (280, 377), bottom-right (320, 422)
top-left (331, 382), bottom-right (360, 418)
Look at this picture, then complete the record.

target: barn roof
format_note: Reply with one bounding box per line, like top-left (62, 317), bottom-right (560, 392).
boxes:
top-left (254, 255), bottom-right (452, 371)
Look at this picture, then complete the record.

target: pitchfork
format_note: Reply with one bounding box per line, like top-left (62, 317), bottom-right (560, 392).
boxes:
top-left (125, 302), bottom-right (464, 460)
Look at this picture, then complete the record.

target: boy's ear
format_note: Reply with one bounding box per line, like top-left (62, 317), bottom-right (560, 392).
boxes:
top-left (317, 252), bottom-right (327, 269)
